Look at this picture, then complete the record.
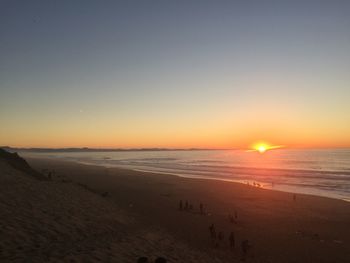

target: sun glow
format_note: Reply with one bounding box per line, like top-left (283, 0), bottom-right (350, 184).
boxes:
top-left (247, 142), bottom-right (284, 153)
top-left (257, 145), bottom-right (267, 153)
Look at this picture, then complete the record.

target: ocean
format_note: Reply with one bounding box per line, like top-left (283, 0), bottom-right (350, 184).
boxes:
top-left (23, 149), bottom-right (350, 201)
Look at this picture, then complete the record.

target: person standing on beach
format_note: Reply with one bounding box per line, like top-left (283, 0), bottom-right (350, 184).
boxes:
top-left (209, 223), bottom-right (216, 239)
top-left (229, 231), bottom-right (235, 249)
top-left (241, 240), bottom-right (250, 260)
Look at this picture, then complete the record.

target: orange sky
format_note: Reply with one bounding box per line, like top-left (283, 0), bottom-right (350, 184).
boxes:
top-left (1, 106), bottom-right (349, 149)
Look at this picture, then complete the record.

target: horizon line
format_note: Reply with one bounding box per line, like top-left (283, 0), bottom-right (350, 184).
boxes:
top-left (1, 146), bottom-right (350, 152)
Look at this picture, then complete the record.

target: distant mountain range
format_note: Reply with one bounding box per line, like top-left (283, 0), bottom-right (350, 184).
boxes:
top-left (0, 146), bottom-right (219, 153)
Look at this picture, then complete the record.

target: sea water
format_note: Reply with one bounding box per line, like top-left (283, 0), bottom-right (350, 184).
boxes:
top-left (23, 149), bottom-right (350, 201)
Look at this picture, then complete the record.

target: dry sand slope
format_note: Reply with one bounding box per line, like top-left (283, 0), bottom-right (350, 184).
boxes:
top-left (0, 154), bottom-right (222, 262)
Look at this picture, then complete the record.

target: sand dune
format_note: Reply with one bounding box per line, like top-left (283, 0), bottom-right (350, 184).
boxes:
top-left (0, 153), bottom-right (222, 262)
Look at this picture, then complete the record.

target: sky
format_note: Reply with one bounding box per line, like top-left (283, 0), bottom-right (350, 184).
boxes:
top-left (1, 0), bottom-right (350, 149)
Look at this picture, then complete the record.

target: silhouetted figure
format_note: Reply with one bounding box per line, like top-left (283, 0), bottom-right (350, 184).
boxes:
top-left (200, 203), bottom-right (204, 214)
top-left (209, 224), bottom-right (214, 236)
top-left (229, 231), bottom-right (235, 249)
top-left (241, 240), bottom-right (250, 259)
top-left (154, 257), bottom-right (167, 263)
top-left (234, 210), bottom-right (238, 220)
top-left (137, 257), bottom-right (149, 263)
top-left (185, 200), bottom-right (189, 210)
top-left (209, 223), bottom-right (216, 239)
top-left (179, 200), bottom-right (183, 210)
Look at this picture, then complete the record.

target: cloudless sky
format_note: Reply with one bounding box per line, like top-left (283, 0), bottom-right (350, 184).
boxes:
top-left (1, 0), bottom-right (350, 148)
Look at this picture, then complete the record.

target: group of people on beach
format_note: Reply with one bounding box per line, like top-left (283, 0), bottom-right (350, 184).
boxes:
top-left (42, 168), bottom-right (55, 180)
top-left (246, 181), bottom-right (261, 188)
top-left (178, 200), bottom-right (206, 215)
top-left (252, 181), bottom-right (261, 187)
top-left (209, 223), bottom-right (251, 259)
top-left (228, 211), bottom-right (238, 224)
top-left (177, 199), bottom-right (253, 260)
top-left (178, 200), bottom-right (193, 211)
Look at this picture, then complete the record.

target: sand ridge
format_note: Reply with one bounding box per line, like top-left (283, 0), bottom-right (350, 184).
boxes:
top-left (0, 159), bottom-right (223, 262)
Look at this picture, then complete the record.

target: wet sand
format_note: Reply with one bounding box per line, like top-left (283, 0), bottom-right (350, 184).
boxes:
top-left (2, 156), bottom-right (350, 262)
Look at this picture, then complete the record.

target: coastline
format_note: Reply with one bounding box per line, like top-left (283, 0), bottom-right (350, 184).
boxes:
top-left (24, 153), bottom-right (350, 202)
top-left (25, 156), bottom-right (350, 262)
top-left (130, 168), bottom-right (350, 203)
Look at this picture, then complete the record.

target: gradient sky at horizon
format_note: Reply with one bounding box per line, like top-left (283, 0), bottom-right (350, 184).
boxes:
top-left (1, 0), bottom-right (350, 148)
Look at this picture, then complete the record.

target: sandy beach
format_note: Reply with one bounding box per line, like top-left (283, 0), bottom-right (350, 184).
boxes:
top-left (1, 153), bottom-right (350, 262)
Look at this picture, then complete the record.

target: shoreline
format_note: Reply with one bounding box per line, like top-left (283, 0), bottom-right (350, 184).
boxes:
top-left (131, 168), bottom-right (350, 203)
top-left (24, 155), bottom-right (350, 202)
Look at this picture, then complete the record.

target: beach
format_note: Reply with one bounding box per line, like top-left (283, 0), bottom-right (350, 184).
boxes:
top-left (7, 156), bottom-right (347, 262)
top-left (1, 150), bottom-right (350, 262)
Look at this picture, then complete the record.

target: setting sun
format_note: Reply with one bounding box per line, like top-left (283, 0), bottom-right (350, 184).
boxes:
top-left (257, 145), bottom-right (267, 153)
top-left (247, 142), bottom-right (284, 153)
